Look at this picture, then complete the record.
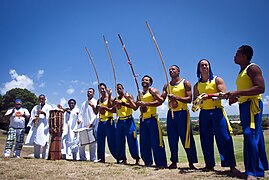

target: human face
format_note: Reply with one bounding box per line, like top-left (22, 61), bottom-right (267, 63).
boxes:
top-left (234, 48), bottom-right (245, 65)
top-left (199, 60), bottom-right (210, 75)
top-left (39, 95), bottom-right (46, 105)
top-left (87, 89), bottom-right (94, 99)
top-left (142, 76), bottom-right (151, 88)
top-left (99, 85), bottom-right (106, 96)
top-left (68, 100), bottom-right (75, 110)
top-left (169, 66), bottom-right (180, 78)
top-left (117, 85), bottom-right (124, 96)
top-left (15, 102), bottom-right (22, 110)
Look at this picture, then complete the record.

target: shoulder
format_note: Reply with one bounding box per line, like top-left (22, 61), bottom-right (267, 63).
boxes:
top-left (247, 63), bottom-right (262, 75)
top-left (183, 79), bottom-right (191, 86)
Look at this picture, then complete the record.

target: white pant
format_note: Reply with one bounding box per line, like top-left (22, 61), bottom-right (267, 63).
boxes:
top-left (34, 143), bottom-right (48, 159)
top-left (79, 142), bottom-right (97, 161)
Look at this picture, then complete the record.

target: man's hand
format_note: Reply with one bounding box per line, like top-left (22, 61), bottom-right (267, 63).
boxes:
top-left (107, 88), bottom-right (112, 96)
top-left (225, 91), bottom-right (239, 105)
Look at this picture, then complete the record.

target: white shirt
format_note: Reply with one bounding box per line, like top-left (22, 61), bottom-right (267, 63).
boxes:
top-left (5, 107), bottom-right (30, 128)
top-left (78, 98), bottom-right (98, 131)
top-left (25, 103), bottom-right (52, 146)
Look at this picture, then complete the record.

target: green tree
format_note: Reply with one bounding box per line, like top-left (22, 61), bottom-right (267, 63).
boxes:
top-left (0, 88), bottom-right (38, 131)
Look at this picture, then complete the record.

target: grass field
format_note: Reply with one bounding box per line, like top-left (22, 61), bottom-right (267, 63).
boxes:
top-left (0, 130), bottom-right (268, 179)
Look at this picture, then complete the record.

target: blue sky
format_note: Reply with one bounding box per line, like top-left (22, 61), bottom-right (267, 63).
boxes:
top-left (1, 0), bottom-right (269, 118)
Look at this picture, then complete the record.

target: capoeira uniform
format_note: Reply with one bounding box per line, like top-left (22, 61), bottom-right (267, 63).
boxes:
top-left (97, 100), bottom-right (116, 162)
top-left (4, 107), bottom-right (30, 158)
top-left (116, 96), bottom-right (140, 163)
top-left (78, 99), bottom-right (99, 161)
top-left (197, 76), bottom-right (236, 168)
top-left (236, 63), bottom-right (268, 177)
top-left (167, 79), bottom-right (198, 164)
top-left (25, 103), bottom-right (52, 159)
top-left (140, 91), bottom-right (167, 167)
top-left (61, 107), bottom-right (80, 160)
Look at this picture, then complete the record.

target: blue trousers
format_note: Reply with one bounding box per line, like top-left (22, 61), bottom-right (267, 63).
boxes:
top-left (167, 110), bottom-right (198, 164)
top-left (199, 108), bottom-right (236, 168)
top-left (116, 117), bottom-right (140, 161)
top-left (140, 116), bottom-right (167, 167)
top-left (239, 100), bottom-right (268, 177)
top-left (97, 120), bottom-right (117, 161)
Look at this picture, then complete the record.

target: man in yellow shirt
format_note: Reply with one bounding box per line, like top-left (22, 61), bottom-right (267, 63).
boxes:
top-left (226, 45), bottom-right (268, 179)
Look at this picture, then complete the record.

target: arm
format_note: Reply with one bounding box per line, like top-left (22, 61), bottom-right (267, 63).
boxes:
top-left (137, 88), bottom-right (163, 107)
top-left (107, 88), bottom-right (114, 108)
top-left (168, 80), bottom-right (192, 103)
top-left (122, 93), bottom-right (137, 109)
top-left (88, 100), bottom-right (98, 115)
top-left (232, 65), bottom-right (265, 96)
top-left (226, 65), bottom-right (265, 104)
top-left (160, 84), bottom-right (168, 103)
top-left (4, 108), bottom-right (15, 120)
top-left (193, 83), bottom-right (199, 101)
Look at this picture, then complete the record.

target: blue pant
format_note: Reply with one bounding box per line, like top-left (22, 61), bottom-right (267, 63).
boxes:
top-left (239, 100), bottom-right (268, 177)
top-left (167, 110), bottom-right (198, 164)
top-left (199, 108), bottom-right (236, 168)
top-left (116, 117), bottom-right (140, 161)
top-left (97, 120), bottom-right (117, 161)
top-left (140, 116), bottom-right (167, 167)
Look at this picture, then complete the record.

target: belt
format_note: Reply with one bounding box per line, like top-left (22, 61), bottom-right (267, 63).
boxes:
top-left (100, 117), bottom-right (113, 122)
top-left (118, 115), bottom-right (132, 120)
top-left (142, 114), bottom-right (157, 120)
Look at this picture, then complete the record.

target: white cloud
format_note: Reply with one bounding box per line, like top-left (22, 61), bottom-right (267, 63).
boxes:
top-left (60, 97), bottom-right (67, 107)
top-left (262, 95), bottom-right (269, 114)
top-left (0, 69), bottom-right (34, 94)
top-left (70, 80), bottom-right (79, 84)
top-left (92, 81), bottom-right (98, 86)
top-left (67, 88), bottom-right (75, 94)
top-left (37, 70), bottom-right (44, 79)
top-left (222, 100), bottom-right (239, 115)
top-left (38, 82), bottom-right (45, 88)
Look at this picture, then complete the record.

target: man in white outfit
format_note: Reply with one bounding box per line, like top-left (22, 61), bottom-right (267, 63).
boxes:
top-left (25, 94), bottom-right (52, 159)
top-left (78, 88), bottom-right (98, 161)
top-left (61, 99), bottom-right (80, 160)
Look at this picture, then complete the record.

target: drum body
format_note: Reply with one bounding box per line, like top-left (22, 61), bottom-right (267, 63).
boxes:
top-left (48, 110), bottom-right (64, 160)
top-left (74, 127), bottom-right (97, 146)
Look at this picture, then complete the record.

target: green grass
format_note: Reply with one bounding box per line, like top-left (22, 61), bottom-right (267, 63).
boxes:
top-left (115, 130), bottom-right (269, 164)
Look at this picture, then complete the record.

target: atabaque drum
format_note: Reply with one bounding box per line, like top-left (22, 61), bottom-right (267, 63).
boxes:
top-left (48, 109), bottom-right (64, 160)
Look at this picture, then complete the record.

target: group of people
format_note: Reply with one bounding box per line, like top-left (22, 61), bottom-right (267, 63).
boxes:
top-left (3, 45), bottom-right (268, 179)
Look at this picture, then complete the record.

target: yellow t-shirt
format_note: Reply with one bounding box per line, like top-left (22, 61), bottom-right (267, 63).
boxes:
top-left (141, 91), bottom-right (157, 119)
top-left (236, 63), bottom-right (262, 103)
top-left (197, 76), bottom-right (222, 109)
top-left (167, 79), bottom-right (188, 111)
top-left (117, 97), bottom-right (133, 118)
top-left (99, 99), bottom-right (113, 121)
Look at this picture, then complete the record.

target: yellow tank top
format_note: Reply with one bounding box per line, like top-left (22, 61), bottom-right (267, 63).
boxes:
top-left (236, 63), bottom-right (262, 103)
top-left (167, 79), bottom-right (188, 111)
top-left (117, 97), bottom-right (133, 118)
top-left (141, 91), bottom-right (157, 119)
top-left (99, 99), bottom-right (113, 120)
top-left (197, 76), bottom-right (222, 109)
